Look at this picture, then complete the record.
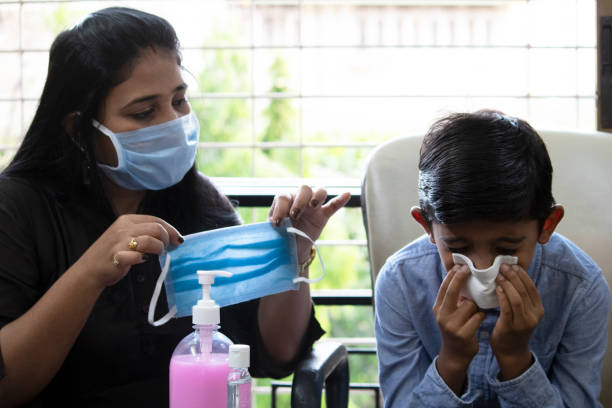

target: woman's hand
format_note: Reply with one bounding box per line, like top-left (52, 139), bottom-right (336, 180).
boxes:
top-left (268, 185), bottom-right (350, 262)
top-left (434, 265), bottom-right (486, 395)
top-left (260, 186), bottom-right (348, 363)
top-left (77, 214), bottom-right (183, 288)
top-left (491, 264), bottom-right (543, 380)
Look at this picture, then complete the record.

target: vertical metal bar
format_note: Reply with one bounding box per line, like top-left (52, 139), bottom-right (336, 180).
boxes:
top-left (271, 383), bottom-right (278, 408)
top-left (597, 0), bottom-right (612, 131)
top-left (575, 0), bottom-right (580, 128)
top-left (525, 0), bottom-right (532, 122)
top-left (249, 0), bottom-right (257, 222)
top-left (599, 15), bottom-right (612, 129)
top-left (250, 0), bottom-right (256, 177)
top-left (298, 0), bottom-right (304, 177)
top-left (18, 0), bottom-right (24, 139)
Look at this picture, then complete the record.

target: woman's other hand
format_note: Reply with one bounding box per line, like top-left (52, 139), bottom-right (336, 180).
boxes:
top-left (268, 186), bottom-right (350, 262)
top-left (77, 214), bottom-right (183, 288)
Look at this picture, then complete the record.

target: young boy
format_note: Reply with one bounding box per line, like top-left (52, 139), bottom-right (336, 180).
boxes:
top-left (374, 110), bottom-right (610, 407)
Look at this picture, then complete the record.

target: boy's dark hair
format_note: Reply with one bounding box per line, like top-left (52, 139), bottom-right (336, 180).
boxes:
top-left (418, 110), bottom-right (555, 225)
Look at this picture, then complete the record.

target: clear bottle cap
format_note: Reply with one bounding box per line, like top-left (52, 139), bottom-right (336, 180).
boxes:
top-left (229, 344), bottom-right (250, 368)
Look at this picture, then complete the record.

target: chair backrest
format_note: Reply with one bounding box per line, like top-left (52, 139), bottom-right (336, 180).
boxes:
top-left (361, 129), bottom-right (612, 405)
top-left (361, 134), bottom-right (423, 288)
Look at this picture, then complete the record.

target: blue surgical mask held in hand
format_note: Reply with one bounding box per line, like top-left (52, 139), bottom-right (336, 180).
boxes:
top-left (452, 253), bottom-right (518, 309)
top-left (92, 111), bottom-right (199, 190)
top-left (148, 218), bottom-right (325, 326)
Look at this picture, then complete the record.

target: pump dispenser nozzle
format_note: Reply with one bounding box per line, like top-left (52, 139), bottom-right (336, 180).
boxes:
top-left (193, 270), bottom-right (232, 325)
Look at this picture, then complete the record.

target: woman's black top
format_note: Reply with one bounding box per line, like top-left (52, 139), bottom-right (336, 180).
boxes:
top-left (0, 173), bottom-right (324, 407)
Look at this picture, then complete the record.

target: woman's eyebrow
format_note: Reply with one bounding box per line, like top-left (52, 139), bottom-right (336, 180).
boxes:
top-left (121, 83), bottom-right (188, 110)
top-left (122, 94), bottom-right (157, 110)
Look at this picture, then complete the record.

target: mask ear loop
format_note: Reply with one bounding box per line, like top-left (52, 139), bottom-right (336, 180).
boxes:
top-left (148, 253), bottom-right (177, 327)
top-left (91, 119), bottom-right (124, 170)
top-left (286, 227), bottom-right (326, 284)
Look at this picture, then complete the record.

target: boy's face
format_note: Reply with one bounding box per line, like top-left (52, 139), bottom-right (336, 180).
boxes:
top-left (429, 219), bottom-right (541, 273)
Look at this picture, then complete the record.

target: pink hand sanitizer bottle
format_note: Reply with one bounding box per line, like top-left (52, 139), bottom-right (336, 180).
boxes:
top-left (169, 270), bottom-right (234, 408)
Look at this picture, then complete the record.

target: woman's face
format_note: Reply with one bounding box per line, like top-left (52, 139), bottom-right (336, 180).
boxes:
top-left (94, 48), bottom-right (191, 166)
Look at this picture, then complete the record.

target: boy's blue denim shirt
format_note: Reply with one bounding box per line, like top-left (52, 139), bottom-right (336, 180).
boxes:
top-left (375, 233), bottom-right (610, 408)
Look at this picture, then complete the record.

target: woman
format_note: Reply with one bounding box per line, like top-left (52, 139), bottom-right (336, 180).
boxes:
top-left (0, 7), bottom-right (350, 407)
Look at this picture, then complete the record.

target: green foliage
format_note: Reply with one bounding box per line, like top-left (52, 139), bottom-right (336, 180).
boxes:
top-left (195, 146), bottom-right (253, 178)
top-left (0, 150), bottom-right (15, 170)
top-left (193, 97), bottom-right (250, 144)
top-left (261, 57), bottom-right (296, 145)
top-left (259, 56), bottom-right (299, 175)
top-left (302, 146), bottom-right (373, 179)
top-left (191, 29), bottom-right (252, 177)
top-left (44, 4), bottom-right (82, 35)
top-left (192, 50), bottom-right (250, 138)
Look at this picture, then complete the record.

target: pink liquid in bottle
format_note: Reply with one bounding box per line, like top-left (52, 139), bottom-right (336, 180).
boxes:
top-left (169, 353), bottom-right (231, 408)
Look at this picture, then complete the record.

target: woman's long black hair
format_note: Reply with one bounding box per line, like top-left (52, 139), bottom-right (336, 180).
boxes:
top-left (3, 7), bottom-right (238, 232)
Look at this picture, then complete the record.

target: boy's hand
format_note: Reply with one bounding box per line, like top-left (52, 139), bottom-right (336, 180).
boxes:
top-left (434, 264), bottom-right (486, 395)
top-left (491, 264), bottom-right (544, 380)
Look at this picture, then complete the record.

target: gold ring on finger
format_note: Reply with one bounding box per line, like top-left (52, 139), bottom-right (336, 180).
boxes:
top-left (128, 237), bottom-right (138, 250)
top-left (113, 253), bottom-right (120, 266)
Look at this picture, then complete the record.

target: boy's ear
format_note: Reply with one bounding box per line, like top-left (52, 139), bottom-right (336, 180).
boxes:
top-left (411, 206), bottom-right (435, 244)
top-left (538, 204), bottom-right (564, 244)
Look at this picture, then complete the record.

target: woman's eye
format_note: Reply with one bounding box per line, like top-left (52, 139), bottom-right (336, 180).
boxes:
top-left (130, 109), bottom-right (154, 120)
top-left (448, 247), bottom-right (468, 254)
top-left (496, 248), bottom-right (517, 255)
top-left (173, 98), bottom-right (187, 107)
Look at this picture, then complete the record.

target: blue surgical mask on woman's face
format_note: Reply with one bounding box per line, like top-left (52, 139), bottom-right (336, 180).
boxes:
top-left (92, 111), bottom-right (199, 190)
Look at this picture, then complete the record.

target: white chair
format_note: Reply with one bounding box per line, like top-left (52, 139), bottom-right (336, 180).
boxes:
top-left (361, 130), bottom-right (612, 406)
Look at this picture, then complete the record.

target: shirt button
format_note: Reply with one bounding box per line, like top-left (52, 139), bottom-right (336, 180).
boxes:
top-left (136, 274), bottom-right (145, 283)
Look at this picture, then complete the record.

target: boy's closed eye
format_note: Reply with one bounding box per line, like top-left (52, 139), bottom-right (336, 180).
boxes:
top-left (495, 247), bottom-right (518, 255)
top-left (452, 250), bottom-right (519, 257)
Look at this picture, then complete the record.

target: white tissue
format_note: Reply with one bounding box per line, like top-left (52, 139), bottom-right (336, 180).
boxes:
top-left (452, 253), bottom-right (518, 309)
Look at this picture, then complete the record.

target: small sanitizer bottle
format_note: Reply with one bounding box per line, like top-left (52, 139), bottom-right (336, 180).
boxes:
top-left (227, 344), bottom-right (252, 408)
